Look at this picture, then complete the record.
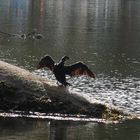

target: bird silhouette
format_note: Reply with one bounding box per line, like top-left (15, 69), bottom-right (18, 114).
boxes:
top-left (37, 55), bottom-right (95, 86)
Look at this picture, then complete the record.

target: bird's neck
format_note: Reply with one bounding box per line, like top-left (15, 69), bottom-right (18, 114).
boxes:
top-left (58, 60), bottom-right (65, 66)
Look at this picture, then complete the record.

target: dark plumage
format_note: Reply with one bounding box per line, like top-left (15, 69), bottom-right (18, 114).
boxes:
top-left (37, 55), bottom-right (95, 86)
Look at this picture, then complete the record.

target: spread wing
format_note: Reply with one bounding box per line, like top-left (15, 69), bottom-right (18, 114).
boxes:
top-left (37, 55), bottom-right (55, 71)
top-left (64, 62), bottom-right (95, 78)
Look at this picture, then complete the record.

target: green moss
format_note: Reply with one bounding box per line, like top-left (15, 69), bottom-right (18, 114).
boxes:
top-left (102, 108), bottom-right (124, 121)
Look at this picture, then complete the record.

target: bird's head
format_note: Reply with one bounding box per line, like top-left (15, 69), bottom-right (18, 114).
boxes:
top-left (61, 55), bottom-right (69, 62)
top-left (37, 55), bottom-right (54, 70)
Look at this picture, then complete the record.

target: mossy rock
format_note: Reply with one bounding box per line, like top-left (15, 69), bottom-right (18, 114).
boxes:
top-left (0, 60), bottom-right (136, 121)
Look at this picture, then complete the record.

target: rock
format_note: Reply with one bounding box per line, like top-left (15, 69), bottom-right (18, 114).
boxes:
top-left (0, 60), bottom-right (136, 121)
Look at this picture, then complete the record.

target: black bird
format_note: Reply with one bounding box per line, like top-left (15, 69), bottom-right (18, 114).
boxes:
top-left (37, 55), bottom-right (95, 86)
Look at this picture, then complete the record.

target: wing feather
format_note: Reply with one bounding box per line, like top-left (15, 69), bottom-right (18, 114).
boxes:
top-left (37, 55), bottom-right (55, 71)
top-left (65, 62), bottom-right (95, 78)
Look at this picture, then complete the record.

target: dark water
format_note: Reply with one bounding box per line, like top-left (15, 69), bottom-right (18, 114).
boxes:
top-left (0, 118), bottom-right (140, 140)
top-left (0, 0), bottom-right (140, 139)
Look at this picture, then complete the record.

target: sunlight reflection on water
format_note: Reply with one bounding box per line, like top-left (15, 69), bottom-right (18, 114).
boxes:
top-left (34, 70), bottom-right (140, 116)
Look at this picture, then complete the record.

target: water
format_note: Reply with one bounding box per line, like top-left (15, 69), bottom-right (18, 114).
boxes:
top-left (0, 0), bottom-right (140, 139)
top-left (0, 118), bottom-right (140, 140)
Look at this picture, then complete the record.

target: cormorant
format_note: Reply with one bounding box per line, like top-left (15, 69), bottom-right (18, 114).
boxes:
top-left (37, 55), bottom-right (95, 86)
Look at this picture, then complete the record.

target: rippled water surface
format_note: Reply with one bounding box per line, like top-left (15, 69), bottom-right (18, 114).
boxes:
top-left (0, 118), bottom-right (140, 140)
top-left (0, 0), bottom-right (140, 139)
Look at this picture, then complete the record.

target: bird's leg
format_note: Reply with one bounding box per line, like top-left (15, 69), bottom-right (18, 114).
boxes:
top-left (56, 81), bottom-right (71, 87)
top-left (67, 82), bottom-right (71, 86)
top-left (56, 81), bottom-right (60, 85)
top-left (56, 81), bottom-right (63, 87)
top-left (63, 82), bottom-right (71, 87)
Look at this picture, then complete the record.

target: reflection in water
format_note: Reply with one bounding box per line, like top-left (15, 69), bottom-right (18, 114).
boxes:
top-left (0, 118), bottom-right (140, 140)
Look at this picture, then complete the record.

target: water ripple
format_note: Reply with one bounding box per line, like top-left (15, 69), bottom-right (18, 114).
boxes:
top-left (34, 70), bottom-right (140, 116)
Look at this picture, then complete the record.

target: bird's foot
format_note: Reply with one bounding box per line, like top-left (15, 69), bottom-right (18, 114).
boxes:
top-left (56, 81), bottom-right (64, 87)
top-left (56, 81), bottom-right (71, 87)
top-left (62, 82), bottom-right (71, 87)
top-left (66, 82), bottom-right (71, 86)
